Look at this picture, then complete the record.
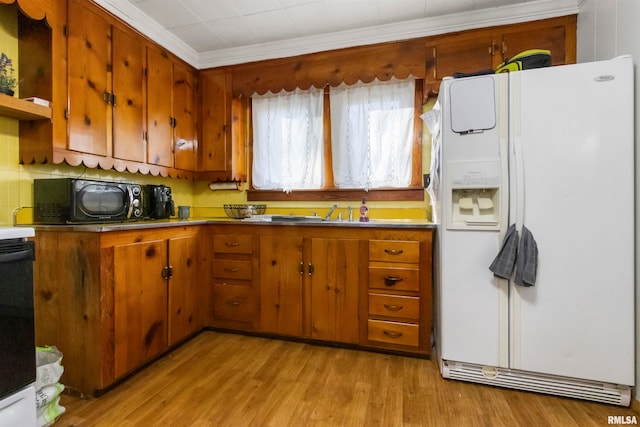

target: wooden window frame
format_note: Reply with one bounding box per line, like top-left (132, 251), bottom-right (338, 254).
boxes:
top-left (247, 79), bottom-right (425, 202)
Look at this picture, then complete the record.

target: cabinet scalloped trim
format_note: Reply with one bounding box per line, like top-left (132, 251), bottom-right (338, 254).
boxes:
top-left (0, 0), bottom-right (52, 23)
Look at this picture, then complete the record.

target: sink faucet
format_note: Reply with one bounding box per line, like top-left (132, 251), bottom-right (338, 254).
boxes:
top-left (338, 207), bottom-right (353, 222)
top-left (325, 204), bottom-right (338, 220)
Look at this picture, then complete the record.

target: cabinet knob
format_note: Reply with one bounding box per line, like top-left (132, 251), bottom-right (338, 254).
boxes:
top-left (225, 241), bottom-right (240, 247)
top-left (383, 304), bottom-right (403, 312)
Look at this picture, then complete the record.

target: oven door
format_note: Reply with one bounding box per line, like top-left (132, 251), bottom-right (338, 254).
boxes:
top-left (0, 239), bottom-right (35, 398)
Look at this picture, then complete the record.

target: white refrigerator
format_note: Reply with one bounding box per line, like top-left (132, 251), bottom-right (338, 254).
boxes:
top-left (431, 56), bottom-right (635, 406)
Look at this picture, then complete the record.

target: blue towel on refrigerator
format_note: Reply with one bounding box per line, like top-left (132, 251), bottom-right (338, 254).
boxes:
top-left (489, 224), bottom-right (519, 279)
top-left (514, 226), bottom-right (538, 287)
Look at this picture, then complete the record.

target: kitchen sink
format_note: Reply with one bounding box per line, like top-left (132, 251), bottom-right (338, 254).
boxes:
top-left (270, 215), bottom-right (324, 222)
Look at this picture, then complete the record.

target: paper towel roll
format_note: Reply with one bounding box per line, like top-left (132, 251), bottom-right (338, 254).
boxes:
top-left (208, 182), bottom-right (241, 191)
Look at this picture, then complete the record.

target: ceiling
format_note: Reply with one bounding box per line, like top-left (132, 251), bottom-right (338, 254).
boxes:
top-left (94, 0), bottom-right (580, 68)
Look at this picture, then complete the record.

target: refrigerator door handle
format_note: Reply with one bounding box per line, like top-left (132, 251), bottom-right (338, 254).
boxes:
top-left (513, 136), bottom-right (525, 230)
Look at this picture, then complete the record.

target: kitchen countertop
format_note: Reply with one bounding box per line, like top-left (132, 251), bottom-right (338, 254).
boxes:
top-left (26, 217), bottom-right (435, 232)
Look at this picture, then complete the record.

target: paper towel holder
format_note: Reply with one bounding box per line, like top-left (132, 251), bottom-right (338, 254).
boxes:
top-left (208, 181), bottom-right (243, 191)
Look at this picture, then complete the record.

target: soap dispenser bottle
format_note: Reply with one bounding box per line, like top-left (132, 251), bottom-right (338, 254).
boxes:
top-left (359, 198), bottom-right (369, 222)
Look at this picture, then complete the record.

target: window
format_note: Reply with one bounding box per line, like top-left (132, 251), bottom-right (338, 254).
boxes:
top-left (330, 78), bottom-right (415, 190)
top-left (250, 78), bottom-right (420, 198)
top-left (251, 88), bottom-right (324, 192)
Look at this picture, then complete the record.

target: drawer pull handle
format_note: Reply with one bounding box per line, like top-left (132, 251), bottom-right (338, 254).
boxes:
top-left (384, 249), bottom-right (404, 256)
top-left (225, 242), bottom-right (240, 247)
top-left (226, 300), bottom-right (241, 306)
top-left (384, 276), bottom-right (403, 286)
top-left (383, 330), bottom-right (403, 339)
top-left (383, 304), bottom-right (403, 312)
top-left (224, 268), bottom-right (240, 273)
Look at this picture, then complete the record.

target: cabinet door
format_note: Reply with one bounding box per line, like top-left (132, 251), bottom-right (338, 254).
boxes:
top-left (167, 235), bottom-right (200, 346)
top-left (259, 235), bottom-right (303, 336)
top-left (67, 0), bottom-right (110, 156)
top-left (113, 239), bottom-right (167, 379)
top-left (112, 26), bottom-right (146, 162)
top-left (425, 34), bottom-right (494, 94)
top-left (173, 62), bottom-right (197, 170)
top-left (309, 238), bottom-right (359, 344)
top-left (499, 23), bottom-right (570, 67)
top-left (199, 71), bottom-right (230, 172)
top-left (147, 47), bottom-right (174, 167)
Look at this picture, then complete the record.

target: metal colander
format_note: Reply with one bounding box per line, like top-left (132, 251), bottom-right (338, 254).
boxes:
top-left (223, 204), bottom-right (266, 219)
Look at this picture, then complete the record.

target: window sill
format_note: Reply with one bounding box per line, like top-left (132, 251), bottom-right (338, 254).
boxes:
top-left (246, 187), bottom-right (425, 202)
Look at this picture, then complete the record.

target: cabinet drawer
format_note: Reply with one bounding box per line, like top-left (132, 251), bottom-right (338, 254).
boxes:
top-left (369, 240), bottom-right (420, 264)
top-left (369, 266), bottom-right (419, 292)
top-left (368, 319), bottom-right (419, 347)
top-left (213, 235), bottom-right (253, 254)
top-left (213, 259), bottom-right (252, 280)
top-left (213, 284), bottom-right (253, 322)
top-left (369, 293), bottom-right (419, 320)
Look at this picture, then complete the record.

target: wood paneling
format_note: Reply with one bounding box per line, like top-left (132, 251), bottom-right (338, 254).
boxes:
top-left (231, 39), bottom-right (426, 97)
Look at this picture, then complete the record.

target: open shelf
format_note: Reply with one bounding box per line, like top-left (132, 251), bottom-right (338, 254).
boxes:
top-left (0, 92), bottom-right (51, 120)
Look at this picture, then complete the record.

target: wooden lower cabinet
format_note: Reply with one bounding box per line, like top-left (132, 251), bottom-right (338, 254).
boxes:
top-left (308, 237), bottom-right (359, 344)
top-left (205, 230), bottom-right (258, 330)
top-left (113, 238), bottom-right (168, 379)
top-left (33, 225), bottom-right (202, 395)
top-left (362, 238), bottom-right (432, 354)
top-left (259, 235), bottom-right (304, 336)
top-left (204, 224), bottom-right (433, 356)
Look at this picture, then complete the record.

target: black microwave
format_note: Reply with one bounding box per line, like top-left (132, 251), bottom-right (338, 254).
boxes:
top-left (33, 178), bottom-right (143, 224)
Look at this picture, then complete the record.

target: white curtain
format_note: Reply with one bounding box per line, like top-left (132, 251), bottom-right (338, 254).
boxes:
top-left (330, 78), bottom-right (415, 190)
top-left (252, 88), bottom-right (324, 192)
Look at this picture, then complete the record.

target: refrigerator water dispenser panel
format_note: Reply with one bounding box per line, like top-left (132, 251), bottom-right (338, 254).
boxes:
top-left (446, 161), bottom-right (501, 230)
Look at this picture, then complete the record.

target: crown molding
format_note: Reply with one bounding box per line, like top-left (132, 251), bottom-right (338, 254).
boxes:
top-left (92, 0), bottom-right (579, 70)
top-left (91, 0), bottom-right (200, 67)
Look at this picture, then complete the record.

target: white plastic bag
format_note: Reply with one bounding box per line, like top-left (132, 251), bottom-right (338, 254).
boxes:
top-left (36, 395), bottom-right (66, 427)
top-left (35, 383), bottom-right (64, 410)
top-left (35, 346), bottom-right (64, 391)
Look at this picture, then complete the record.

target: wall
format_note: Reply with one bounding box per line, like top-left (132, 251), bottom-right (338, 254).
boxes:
top-left (576, 0), bottom-right (640, 403)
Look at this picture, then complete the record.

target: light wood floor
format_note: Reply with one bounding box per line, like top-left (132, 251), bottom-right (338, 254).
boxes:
top-left (57, 331), bottom-right (638, 426)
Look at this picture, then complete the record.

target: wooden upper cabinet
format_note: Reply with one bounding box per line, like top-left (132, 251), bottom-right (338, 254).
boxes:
top-left (147, 47), bottom-right (198, 170)
top-left (173, 62), bottom-right (197, 171)
top-left (112, 26), bottom-right (146, 163)
top-left (425, 16), bottom-right (576, 96)
top-left (67, 0), bottom-right (110, 156)
top-left (500, 21), bottom-right (574, 67)
top-left (199, 70), bottom-right (230, 172)
top-left (67, 0), bottom-right (145, 162)
top-left (425, 34), bottom-right (494, 93)
top-left (146, 46), bottom-right (174, 167)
